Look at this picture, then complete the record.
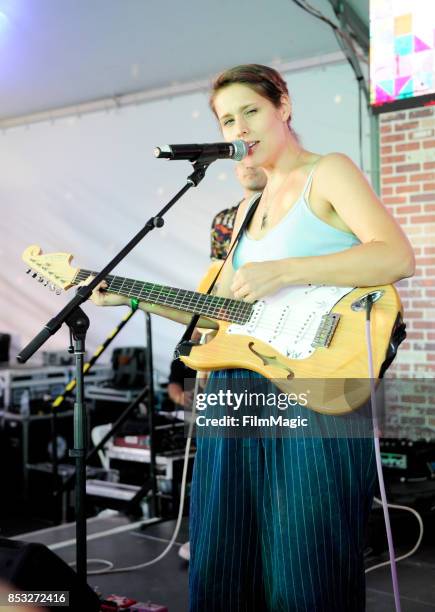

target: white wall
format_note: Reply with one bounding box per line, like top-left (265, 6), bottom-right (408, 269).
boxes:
top-left (0, 62), bottom-right (371, 379)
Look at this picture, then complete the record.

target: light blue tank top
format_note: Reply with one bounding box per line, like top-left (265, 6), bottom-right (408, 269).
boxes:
top-left (233, 164), bottom-right (360, 270)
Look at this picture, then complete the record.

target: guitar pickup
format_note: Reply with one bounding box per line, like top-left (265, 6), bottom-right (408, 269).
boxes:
top-left (311, 313), bottom-right (340, 348)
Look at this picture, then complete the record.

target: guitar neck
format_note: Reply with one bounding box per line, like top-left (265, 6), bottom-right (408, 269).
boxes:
top-left (73, 269), bottom-right (252, 325)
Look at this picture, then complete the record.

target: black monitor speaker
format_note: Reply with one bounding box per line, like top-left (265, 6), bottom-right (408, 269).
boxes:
top-left (0, 538), bottom-right (100, 611)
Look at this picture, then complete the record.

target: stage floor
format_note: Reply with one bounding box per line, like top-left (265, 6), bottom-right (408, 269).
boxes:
top-left (12, 513), bottom-right (189, 612)
top-left (6, 513), bottom-right (435, 611)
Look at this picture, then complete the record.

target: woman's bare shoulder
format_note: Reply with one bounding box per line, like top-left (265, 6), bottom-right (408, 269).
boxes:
top-left (315, 152), bottom-right (359, 175)
top-left (309, 152), bottom-right (366, 197)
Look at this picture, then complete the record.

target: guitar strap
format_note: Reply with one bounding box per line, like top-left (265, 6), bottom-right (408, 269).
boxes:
top-left (175, 192), bottom-right (262, 357)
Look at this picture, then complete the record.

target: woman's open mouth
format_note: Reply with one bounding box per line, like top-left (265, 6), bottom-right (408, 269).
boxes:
top-left (247, 140), bottom-right (260, 154)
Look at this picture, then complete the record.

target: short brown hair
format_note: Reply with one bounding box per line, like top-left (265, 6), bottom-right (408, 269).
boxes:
top-left (210, 64), bottom-right (291, 125)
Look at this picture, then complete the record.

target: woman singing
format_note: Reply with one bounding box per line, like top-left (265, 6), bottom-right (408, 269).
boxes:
top-left (187, 64), bottom-right (414, 612)
top-left (89, 64), bottom-right (414, 611)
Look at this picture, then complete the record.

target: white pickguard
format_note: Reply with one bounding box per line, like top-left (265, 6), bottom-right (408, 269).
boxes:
top-left (227, 285), bottom-right (354, 359)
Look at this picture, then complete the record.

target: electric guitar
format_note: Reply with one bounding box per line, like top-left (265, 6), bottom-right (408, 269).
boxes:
top-left (22, 245), bottom-right (406, 415)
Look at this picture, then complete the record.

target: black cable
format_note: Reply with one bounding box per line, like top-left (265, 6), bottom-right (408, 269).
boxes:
top-left (365, 293), bottom-right (374, 321)
top-left (289, 0), bottom-right (367, 171)
top-left (291, 0), bottom-right (362, 72)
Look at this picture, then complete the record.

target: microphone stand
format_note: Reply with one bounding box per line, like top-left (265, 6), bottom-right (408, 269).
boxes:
top-left (17, 156), bottom-right (214, 588)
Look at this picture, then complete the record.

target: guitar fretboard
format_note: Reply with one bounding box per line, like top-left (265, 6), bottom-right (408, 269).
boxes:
top-left (74, 269), bottom-right (253, 325)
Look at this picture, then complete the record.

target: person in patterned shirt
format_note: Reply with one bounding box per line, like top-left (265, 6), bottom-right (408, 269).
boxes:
top-left (210, 162), bottom-right (267, 261)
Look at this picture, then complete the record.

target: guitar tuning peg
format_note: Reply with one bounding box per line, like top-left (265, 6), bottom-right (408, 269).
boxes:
top-left (38, 277), bottom-right (45, 283)
top-left (55, 288), bottom-right (62, 295)
top-left (43, 280), bottom-right (49, 286)
top-left (32, 272), bottom-right (38, 279)
top-left (26, 269), bottom-right (32, 274)
top-left (49, 284), bottom-right (56, 291)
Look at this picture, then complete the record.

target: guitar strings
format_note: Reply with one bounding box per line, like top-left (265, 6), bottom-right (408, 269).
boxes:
top-left (75, 269), bottom-right (252, 324)
top-left (74, 269), bottom-right (314, 333)
top-left (73, 270), bottom-right (326, 338)
top-left (73, 269), bottom-right (326, 341)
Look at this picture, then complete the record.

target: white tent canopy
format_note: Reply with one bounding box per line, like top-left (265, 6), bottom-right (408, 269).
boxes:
top-left (0, 0), bottom-right (368, 121)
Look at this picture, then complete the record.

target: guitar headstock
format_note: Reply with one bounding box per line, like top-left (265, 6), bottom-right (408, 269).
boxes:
top-left (22, 245), bottom-right (79, 293)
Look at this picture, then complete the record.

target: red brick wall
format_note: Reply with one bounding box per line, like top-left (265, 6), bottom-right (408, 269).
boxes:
top-left (379, 106), bottom-right (435, 377)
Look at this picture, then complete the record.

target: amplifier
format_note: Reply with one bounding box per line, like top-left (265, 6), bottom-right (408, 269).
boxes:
top-left (1, 410), bottom-right (77, 508)
top-left (380, 439), bottom-right (435, 481)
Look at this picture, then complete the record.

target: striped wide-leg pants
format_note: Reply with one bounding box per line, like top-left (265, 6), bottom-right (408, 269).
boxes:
top-left (188, 371), bottom-right (377, 612)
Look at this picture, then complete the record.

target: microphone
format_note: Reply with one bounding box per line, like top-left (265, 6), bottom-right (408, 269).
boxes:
top-left (154, 140), bottom-right (249, 162)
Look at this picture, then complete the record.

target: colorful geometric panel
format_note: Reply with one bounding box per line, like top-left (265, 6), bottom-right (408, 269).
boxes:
top-left (395, 34), bottom-right (413, 56)
top-left (415, 50), bottom-right (433, 74)
top-left (376, 83), bottom-right (395, 103)
top-left (370, 0), bottom-right (435, 107)
top-left (395, 76), bottom-right (411, 96)
top-left (398, 54), bottom-right (412, 77)
top-left (394, 14), bottom-right (412, 36)
top-left (414, 35), bottom-right (431, 52)
top-left (396, 77), bottom-right (414, 98)
top-left (414, 72), bottom-right (433, 94)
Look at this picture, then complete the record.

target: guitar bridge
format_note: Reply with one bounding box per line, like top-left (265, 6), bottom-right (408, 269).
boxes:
top-left (311, 313), bottom-right (340, 348)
